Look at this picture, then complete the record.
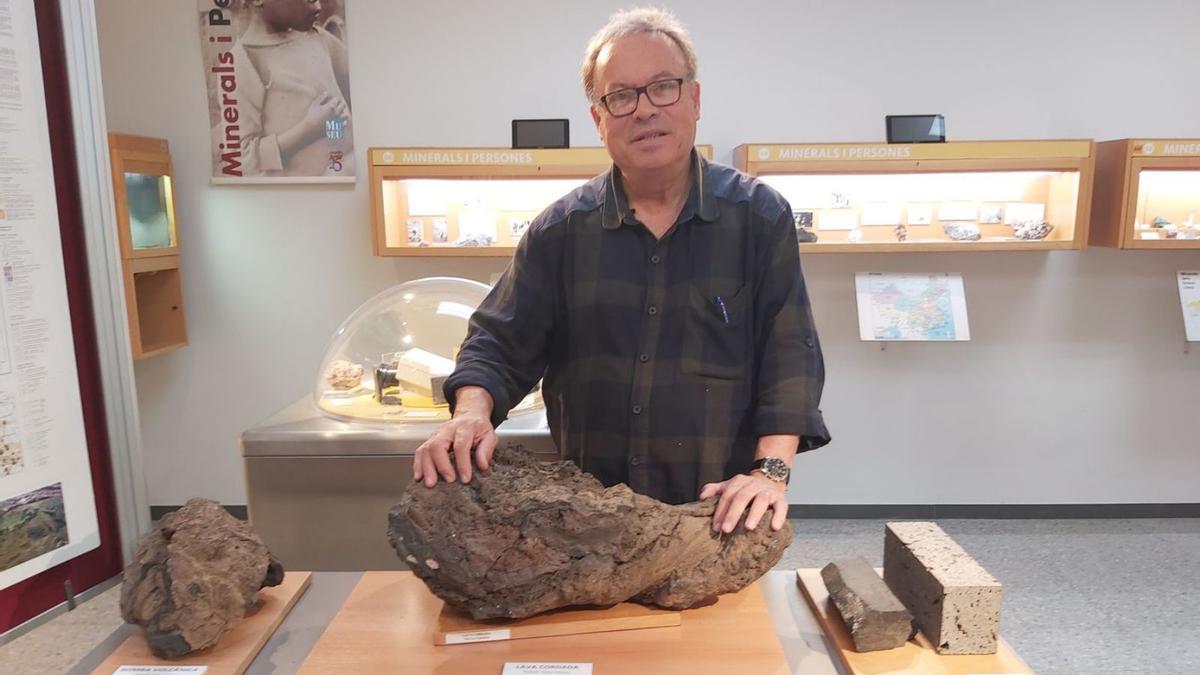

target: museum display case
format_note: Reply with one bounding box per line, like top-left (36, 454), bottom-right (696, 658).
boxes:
top-left (313, 276), bottom-right (543, 424)
top-left (108, 133), bottom-right (188, 359)
top-left (244, 277), bottom-right (557, 570)
top-left (1089, 139), bottom-right (1200, 249)
top-left (734, 140), bottom-right (1096, 252)
top-left (369, 146), bottom-right (712, 257)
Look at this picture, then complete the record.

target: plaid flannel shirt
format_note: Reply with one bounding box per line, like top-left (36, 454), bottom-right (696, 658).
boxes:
top-left (444, 152), bottom-right (830, 504)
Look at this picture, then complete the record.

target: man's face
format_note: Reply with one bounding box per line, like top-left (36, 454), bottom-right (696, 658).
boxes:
top-left (590, 32), bottom-right (700, 175)
top-left (260, 0), bottom-right (321, 32)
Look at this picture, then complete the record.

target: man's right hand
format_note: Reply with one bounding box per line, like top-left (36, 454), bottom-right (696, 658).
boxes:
top-left (413, 386), bottom-right (496, 487)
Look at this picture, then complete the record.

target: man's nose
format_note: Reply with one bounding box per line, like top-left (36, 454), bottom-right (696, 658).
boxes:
top-left (632, 91), bottom-right (660, 120)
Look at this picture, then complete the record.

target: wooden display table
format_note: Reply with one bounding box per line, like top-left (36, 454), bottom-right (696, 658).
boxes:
top-left (796, 568), bottom-right (1033, 674)
top-left (298, 571), bottom-right (791, 674)
top-left (92, 571), bottom-right (311, 675)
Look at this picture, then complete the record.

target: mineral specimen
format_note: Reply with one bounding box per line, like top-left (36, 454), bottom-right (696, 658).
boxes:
top-left (453, 233), bottom-right (495, 247)
top-left (942, 223), bottom-right (981, 241)
top-left (120, 499), bottom-right (285, 658)
top-left (1011, 220), bottom-right (1054, 240)
top-left (324, 359), bottom-right (364, 390)
top-left (388, 448), bottom-right (792, 620)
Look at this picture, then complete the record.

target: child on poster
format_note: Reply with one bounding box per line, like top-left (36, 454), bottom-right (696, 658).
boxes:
top-left (231, 0), bottom-right (355, 178)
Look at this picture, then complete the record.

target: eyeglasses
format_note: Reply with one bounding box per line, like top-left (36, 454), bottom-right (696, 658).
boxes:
top-left (597, 78), bottom-right (687, 118)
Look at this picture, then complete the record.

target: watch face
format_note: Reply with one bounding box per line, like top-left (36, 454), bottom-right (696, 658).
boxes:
top-left (760, 457), bottom-right (789, 482)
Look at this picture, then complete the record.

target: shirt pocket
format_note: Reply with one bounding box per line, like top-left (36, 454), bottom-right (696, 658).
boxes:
top-left (682, 283), bottom-right (750, 379)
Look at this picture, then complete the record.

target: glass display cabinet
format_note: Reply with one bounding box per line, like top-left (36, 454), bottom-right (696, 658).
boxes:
top-left (313, 276), bottom-right (544, 425)
top-left (243, 277), bottom-right (558, 570)
top-left (369, 146), bottom-right (712, 257)
top-left (1090, 139), bottom-right (1200, 249)
top-left (108, 133), bottom-right (187, 359)
top-left (734, 140), bottom-right (1096, 252)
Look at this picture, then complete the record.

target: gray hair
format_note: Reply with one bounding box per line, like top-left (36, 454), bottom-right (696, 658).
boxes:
top-left (581, 7), bottom-right (698, 102)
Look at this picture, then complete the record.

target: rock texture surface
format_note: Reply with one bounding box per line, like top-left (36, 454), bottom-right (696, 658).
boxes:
top-left (120, 498), bottom-right (285, 658)
top-left (821, 557), bottom-right (914, 652)
top-left (882, 521), bottom-right (1001, 655)
top-left (388, 448), bottom-right (792, 620)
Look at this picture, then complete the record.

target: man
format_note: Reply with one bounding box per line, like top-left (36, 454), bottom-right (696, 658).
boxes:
top-left (415, 8), bottom-right (829, 534)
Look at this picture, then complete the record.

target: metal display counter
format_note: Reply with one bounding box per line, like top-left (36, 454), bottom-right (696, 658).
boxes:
top-left (241, 397), bottom-right (555, 571)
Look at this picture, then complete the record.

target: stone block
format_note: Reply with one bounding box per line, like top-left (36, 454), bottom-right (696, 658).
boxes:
top-left (821, 557), bottom-right (915, 652)
top-left (882, 521), bottom-right (1001, 655)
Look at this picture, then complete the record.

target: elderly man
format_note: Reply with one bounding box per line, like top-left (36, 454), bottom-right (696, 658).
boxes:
top-left (416, 8), bottom-right (829, 533)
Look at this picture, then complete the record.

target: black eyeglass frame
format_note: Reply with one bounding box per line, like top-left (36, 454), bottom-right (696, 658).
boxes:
top-left (597, 77), bottom-right (690, 118)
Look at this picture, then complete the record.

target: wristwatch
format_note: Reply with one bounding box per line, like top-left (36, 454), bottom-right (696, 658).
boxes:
top-left (750, 457), bottom-right (791, 485)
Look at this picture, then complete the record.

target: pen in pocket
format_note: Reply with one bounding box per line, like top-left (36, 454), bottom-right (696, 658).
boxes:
top-left (714, 296), bottom-right (730, 324)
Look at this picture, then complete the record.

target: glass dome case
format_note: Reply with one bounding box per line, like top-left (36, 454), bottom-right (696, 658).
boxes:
top-left (314, 277), bottom-right (543, 424)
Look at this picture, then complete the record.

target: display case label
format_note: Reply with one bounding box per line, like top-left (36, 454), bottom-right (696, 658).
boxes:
top-left (372, 146), bottom-right (711, 167)
top-left (749, 141), bottom-right (1091, 163)
top-left (444, 628), bottom-right (511, 644)
top-left (114, 662), bottom-right (208, 667)
top-left (1133, 140), bottom-right (1200, 157)
top-left (502, 664), bottom-right (593, 675)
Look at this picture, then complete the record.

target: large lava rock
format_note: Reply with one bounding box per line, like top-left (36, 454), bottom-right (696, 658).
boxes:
top-left (388, 448), bottom-right (792, 620)
top-left (120, 498), bottom-right (284, 658)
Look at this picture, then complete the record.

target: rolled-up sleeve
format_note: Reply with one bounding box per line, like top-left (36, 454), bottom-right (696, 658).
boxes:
top-left (751, 208), bottom-right (831, 451)
top-left (442, 221), bottom-right (557, 428)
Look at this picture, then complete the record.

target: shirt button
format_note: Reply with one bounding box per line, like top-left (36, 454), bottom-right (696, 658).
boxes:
top-left (650, 255), bottom-right (661, 264)
top-left (639, 354), bottom-right (649, 363)
top-left (631, 405), bottom-right (642, 415)
top-left (647, 305), bottom-right (658, 316)
top-left (631, 456), bottom-right (643, 466)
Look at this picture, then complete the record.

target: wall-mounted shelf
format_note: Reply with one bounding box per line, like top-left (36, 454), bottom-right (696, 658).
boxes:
top-left (108, 133), bottom-right (187, 359)
top-left (369, 146), bottom-right (712, 257)
top-left (1090, 139), bottom-right (1200, 249)
top-left (734, 140), bottom-right (1096, 253)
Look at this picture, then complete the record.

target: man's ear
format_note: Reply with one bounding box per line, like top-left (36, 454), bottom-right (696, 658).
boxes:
top-left (590, 104), bottom-right (604, 141)
top-left (690, 81), bottom-right (701, 121)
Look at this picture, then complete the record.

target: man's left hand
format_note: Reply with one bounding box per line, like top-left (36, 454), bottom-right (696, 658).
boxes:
top-left (699, 472), bottom-right (789, 533)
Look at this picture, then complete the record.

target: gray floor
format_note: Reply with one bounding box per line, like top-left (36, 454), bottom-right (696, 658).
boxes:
top-left (776, 518), bottom-right (1200, 675)
top-left (2, 518), bottom-right (1197, 674)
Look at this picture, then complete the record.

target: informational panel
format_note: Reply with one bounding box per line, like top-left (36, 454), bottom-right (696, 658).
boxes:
top-left (0, 0), bottom-right (99, 590)
top-left (1180, 271), bottom-right (1200, 342)
top-left (855, 272), bottom-right (971, 341)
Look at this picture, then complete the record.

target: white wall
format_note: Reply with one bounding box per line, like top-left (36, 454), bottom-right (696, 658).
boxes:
top-left (95, 0), bottom-right (1200, 507)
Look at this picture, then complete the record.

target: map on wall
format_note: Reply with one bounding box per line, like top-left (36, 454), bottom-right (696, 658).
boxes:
top-left (855, 272), bottom-right (971, 341)
top-left (1180, 271), bottom-right (1200, 342)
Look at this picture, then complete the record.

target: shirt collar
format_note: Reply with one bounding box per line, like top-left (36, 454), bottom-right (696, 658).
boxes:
top-left (601, 150), bottom-right (719, 230)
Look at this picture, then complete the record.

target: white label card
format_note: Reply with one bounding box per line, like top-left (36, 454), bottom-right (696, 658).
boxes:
top-left (112, 662), bottom-right (208, 667)
top-left (444, 628), bottom-right (511, 644)
top-left (1179, 271), bottom-right (1200, 342)
top-left (502, 664), bottom-right (593, 675)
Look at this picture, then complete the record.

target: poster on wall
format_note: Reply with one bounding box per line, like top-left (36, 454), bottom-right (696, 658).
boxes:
top-left (1179, 271), bottom-right (1200, 342)
top-left (198, 0), bottom-right (355, 183)
top-left (0, 0), bottom-right (100, 590)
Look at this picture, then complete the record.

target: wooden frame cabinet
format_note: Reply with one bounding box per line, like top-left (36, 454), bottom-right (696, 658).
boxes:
top-left (108, 133), bottom-right (187, 359)
top-left (1090, 139), bottom-right (1200, 249)
top-left (369, 146), bottom-right (712, 257)
top-left (734, 140), bottom-right (1096, 253)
